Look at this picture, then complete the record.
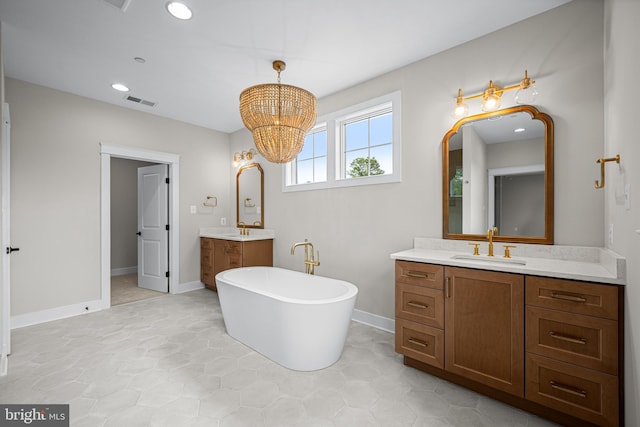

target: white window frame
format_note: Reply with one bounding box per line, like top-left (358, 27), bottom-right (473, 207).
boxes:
top-left (283, 91), bottom-right (401, 192)
top-left (287, 123), bottom-right (328, 186)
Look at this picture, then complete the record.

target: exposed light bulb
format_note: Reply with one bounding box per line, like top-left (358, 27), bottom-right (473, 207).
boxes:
top-left (481, 81), bottom-right (502, 112)
top-left (482, 94), bottom-right (501, 111)
top-left (452, 88), bottom-right (469, 118)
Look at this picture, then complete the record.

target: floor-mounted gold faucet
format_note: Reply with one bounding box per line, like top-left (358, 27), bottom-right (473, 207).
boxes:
top-left (291, 239), bottom-right (320, 275)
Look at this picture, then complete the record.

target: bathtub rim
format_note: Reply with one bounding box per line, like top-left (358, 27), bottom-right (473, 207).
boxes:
top-left (215, 266), bottom-right (358, 305)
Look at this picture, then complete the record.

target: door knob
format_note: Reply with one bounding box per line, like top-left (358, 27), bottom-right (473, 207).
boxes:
top-left (136, 232), bottom-right (142, 236)
top-left (6, 247), bottom-right (20, 254)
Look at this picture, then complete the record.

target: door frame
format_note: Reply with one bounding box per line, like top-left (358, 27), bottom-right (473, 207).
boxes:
top-left (1, 102), bottom-right (11, 374)
top-left (100, 143), bottom-right (180, 309)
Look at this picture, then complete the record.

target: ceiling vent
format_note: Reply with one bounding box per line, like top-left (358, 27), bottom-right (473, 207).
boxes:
top-left (124, 95), bottom-right (157, 108)
top-left (102, 0), bottom-right (132, 12)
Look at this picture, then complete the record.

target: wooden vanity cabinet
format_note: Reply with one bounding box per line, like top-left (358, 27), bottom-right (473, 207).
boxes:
top-left (395, 260), bottom-right (624, 427)
top-left (200, 237), bottom-right (273, 291)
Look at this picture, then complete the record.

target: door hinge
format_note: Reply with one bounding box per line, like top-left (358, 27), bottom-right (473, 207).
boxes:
top-left (165, 177), bottom-right (170, 184)
top-left (165, 271), bottom-right (170, 278)
top-left (166, 224), bottom-right (170, 231)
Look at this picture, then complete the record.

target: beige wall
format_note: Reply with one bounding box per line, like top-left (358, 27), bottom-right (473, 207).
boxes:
top-left (6, 78), bottom-right (232, 315)
top-left (110, 158), bottom-right (156, 272)
top-left (232, 0), bottom-right (605, 319)
top-left (604, 0), bottom-right (640, 425)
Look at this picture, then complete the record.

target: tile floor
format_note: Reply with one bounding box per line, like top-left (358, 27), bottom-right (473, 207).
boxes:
top-left (0, 289), bottom-right (560, 427)
top-left (111, 273), bottom-right (165, 306)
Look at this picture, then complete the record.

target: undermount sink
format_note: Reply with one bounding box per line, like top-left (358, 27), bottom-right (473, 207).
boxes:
top-left (451, 254), bottom-right (527, 265)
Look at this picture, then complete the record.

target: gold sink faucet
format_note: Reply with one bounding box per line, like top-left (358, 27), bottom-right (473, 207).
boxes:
top-left (487, 227), bottom-right (498, 256)
top-left (291, 239), bottom-right (320, 275)
top-left (238, 222), bottom-right (249, 236)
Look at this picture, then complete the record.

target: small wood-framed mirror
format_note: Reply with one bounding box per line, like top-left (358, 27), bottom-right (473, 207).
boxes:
top-left (442, 105), bottom-right (554, 244)
top-left (236, 163), bottom-right (264, 228)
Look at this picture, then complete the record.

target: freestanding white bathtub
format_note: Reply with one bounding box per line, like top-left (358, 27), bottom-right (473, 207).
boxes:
top-left (215, 267), bottom-right (358, 371)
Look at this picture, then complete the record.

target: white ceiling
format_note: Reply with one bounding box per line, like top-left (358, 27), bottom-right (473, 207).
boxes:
top-left (0, 0), bottom-right (570, 133)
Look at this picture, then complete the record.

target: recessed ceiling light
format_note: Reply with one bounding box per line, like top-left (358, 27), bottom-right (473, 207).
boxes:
top-left (514, 128), bottom-right (526, 133)
top-left (111, 83), bottom-right (130, 92)
top-left (134, 57), bottom-right (146, 64)
top-left (166, 1), bottom-right (192, 20)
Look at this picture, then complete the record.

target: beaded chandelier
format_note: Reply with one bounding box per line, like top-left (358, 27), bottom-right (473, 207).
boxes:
top-left (239, 60), bottom-right (317, 163)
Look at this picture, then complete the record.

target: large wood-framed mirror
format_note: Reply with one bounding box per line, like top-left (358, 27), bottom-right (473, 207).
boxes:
top-left (236, 163), bottom-right (264, 229)
top-left (442, 105), bottom-right (554, 244)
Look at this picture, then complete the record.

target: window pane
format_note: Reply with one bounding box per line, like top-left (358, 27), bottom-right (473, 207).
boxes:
top-left (298, 134), bottom-right (314, 160)
top-left (314, 156), bottom-right (327, 182)
top-left (296, 159), bottom-right (314, 184)
top-left (370, 144), bottom-right (392, 175)
top-left (370, 113), bottom-right (392, 146)
top-left (345, 120), bottom-right (369, 152)
top-left (345, 148), bottom-right (369, 178)
top-left (314, 131), bottom-right (327, 156)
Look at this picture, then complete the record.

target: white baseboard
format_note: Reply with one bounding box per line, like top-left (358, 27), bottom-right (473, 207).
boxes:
top-left (351, 309), bottom-right (395, 333)
top-left (172, 281), bottom-right (205, 294)
top-left (111, 266), bottom-right (137, 276)
top-left (11, 299), bottom-right (104, 330)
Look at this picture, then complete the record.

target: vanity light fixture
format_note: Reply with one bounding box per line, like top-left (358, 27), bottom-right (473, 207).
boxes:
top-left (233, 148), bottom-right (257, 167)
top-left (166, 1), bottom-right (192, 20)
top-left (452, 70), bottom-right (538, 119)
top-left (239, 60), bottom-right (317, 163)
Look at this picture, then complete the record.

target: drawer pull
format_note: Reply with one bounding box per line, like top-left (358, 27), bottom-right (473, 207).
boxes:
top-left (406, 271), bottom-right (429, 279)
top-left (548, 331), bottom-right (587, 345)
top-left (407, 301), bottom-right (428, 309)
top-left (549, 381), bottom-right (587, 398)
top-left (550, 292), bottom-right (587, 303)
top-left (408, 338), bottom-right (428, 348)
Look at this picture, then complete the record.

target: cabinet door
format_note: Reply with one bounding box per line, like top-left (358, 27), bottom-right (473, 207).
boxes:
top-left (242, 239), bottom-right (273, 267)
top-left (444, 267), bottom-right (524, 397)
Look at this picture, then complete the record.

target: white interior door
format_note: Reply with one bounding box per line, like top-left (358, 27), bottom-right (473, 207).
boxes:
top-left (137, 164), bottom-right (169, 292)
top-left (1, 103), bottom-right (12, 375)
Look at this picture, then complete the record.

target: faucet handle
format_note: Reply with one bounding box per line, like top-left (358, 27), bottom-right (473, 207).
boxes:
top-left (468, 243), bottom-right (480, 256)
top-left (503, 245), bottom-right (517, 258)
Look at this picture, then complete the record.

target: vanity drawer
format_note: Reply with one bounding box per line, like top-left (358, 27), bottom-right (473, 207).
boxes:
top-left (395, 318), bottom-right (444, 369)
top-left (526, 306), bottom-right (618, 375)
top-left (396, 283), bottom-right (444, 328)
top-left (526, 353), bottom-right (618, 427)
top-left (526, 276), bottom-right (618, 320)
top-left (395, 261), bottom-right (443, 290)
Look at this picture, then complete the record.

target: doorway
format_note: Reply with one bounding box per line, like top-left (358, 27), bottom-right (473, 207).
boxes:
top-left (100, 144), bottom-right (180, 309)
top-left (110, 159), bottom-right (167, 305)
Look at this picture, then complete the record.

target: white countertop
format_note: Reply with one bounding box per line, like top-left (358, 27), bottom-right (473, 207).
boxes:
top-left (200, 227), bottom-right (275, 242)
top-left (390, 238), bottom-right (626, 285)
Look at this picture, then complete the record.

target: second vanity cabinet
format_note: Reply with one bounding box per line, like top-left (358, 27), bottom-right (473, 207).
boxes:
top-left (395, 260), bottom-right (623, 427)
top-left (200, 237), bottom-right (273, 290)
